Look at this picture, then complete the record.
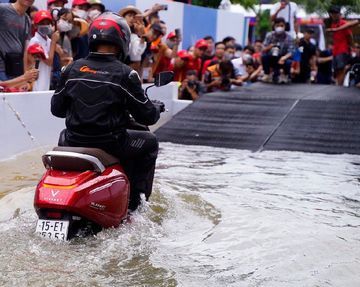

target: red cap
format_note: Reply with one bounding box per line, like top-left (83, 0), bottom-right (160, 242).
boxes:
top-left (72, 0), bottom-right (90, 6)
top-left (47, 0), bottom-right (68, 5)
top-left (27, 43), bottom-right (46, 59)
top-left (177, 50), bottom-right (191, 59)
top-left (167, 32), bottom-right (176, 40)
top-left (33, 10), bottom-right (53, 25)
top-left (195, 39), bottom-right (208, 49)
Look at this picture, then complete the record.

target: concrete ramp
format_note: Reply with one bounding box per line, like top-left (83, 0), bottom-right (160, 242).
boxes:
top-left (155, 83), bottom-right (360, 154)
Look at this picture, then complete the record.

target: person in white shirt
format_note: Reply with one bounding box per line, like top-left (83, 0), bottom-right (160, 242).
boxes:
top-left (231, 45), bottom-right (255, 79)
top-left (28, 10), bottom-right (59, 91)
top-left (119, 6), bottom-right (147, 74)
top-left (271, 0), bottom-right (298, 39)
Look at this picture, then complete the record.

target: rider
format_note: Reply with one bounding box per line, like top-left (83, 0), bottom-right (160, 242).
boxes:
top-left (51, 12), bottom-right (165, 211)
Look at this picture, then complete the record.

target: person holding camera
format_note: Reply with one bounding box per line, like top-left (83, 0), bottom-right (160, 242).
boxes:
top-left (179, 70), bottom-right (201, 101)
top-left (270, 0), bottom-right (298, 39)
top-left (261, 17), bottom-right (294, 84)
top-left (203, 60), bottom-right (242, 93)
top-left (152, 28), bottom-right (181, 76)
top-left (47, 0), bottom-right (67, 14)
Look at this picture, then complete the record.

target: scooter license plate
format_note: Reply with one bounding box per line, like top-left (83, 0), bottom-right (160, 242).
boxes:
top-left (35, 219), bottom-right (69, 241)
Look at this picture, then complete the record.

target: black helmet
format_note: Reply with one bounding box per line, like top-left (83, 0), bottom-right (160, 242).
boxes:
top-left (88, 12), bottom-right (130, 61)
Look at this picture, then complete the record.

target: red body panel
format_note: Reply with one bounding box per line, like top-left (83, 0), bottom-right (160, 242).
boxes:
top-left (34, 164), bottom-right (130, 228)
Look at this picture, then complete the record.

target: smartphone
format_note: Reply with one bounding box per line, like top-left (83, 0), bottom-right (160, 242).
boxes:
top-left (175, 28), bottom-right (181, 38)
top-left (161, 4), bottom-right (168, 10)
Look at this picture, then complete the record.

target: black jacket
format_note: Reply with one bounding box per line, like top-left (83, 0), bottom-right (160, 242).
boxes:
top-left (51, 53), bottom-right (160, 142)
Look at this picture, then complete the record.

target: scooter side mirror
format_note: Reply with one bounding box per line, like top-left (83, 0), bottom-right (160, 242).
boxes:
top-left (154, 71), bottom-right (174, 87)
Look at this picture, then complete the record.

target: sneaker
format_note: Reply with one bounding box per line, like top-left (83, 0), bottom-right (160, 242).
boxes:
top-left (272, 75), bottom-right (279, 84)
top-left (262, 74), bottom-right (272, 83)
top-left (279, 74), bottom-right (289, 84)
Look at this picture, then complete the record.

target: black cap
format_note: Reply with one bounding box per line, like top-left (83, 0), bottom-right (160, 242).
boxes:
top-left (305, 28), bottom-right (315, 34)
top-left (328, 5), bottom-right (341, 14)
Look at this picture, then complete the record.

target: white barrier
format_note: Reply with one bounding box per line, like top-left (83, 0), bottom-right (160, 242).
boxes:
top-left (0, 82), bottom-right (190, 160)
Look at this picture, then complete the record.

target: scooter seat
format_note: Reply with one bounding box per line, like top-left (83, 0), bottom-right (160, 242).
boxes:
top-left (42, 146), bottom-right (120, 173)
top-left (53, 146), bottom-right (119, 167)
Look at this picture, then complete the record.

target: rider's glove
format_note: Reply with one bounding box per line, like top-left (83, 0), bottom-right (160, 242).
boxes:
top-left (152, 100), bottom-right (165, 113)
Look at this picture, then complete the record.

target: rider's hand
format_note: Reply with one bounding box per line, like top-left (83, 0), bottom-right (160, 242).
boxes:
top-left (152, 100), bottom-right (165, 113)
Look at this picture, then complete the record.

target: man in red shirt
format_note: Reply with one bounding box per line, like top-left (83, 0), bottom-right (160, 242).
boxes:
top-left (201, 41), bottom-right (226, 77)
top-left (328, 5), bottom-right (353, 85)
top-left (171, 50), bottom-right (191, 82)
top-left (187, 39), bottom-right (208, 78)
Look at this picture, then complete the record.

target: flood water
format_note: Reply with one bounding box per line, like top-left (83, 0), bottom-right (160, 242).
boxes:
top-left (0, 143), bottom-right (359, 287)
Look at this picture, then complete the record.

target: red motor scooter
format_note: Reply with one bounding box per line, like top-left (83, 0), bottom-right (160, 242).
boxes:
top-left (34, 72), bottom-right (173, 240)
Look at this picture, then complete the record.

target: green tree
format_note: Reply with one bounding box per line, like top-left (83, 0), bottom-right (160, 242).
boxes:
top-left (297, 0), bottom-right (360, 16)
top-left (192, 0), bottom-right (360, 16)
top-left (230, 0), bottom-right (272, 40)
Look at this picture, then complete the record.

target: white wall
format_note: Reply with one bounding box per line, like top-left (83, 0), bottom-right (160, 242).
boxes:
top-left (216, 9), bottom-right (245, 47)
top-left (0, 91), bottom-right (64, 160)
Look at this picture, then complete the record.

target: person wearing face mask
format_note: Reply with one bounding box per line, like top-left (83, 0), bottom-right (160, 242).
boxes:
top-left (87, 0), bottom-right (105, 22)
top-left (71, 0), bottom-right (89, 20)
top-left (224, 44), bottom-right (235, 61)
top-left (47, 0), bottom-right (67, 10)
top-left (28, 10), bottom-right (60, 91)
top-left (270, 0), bottom-right (298, 39)
top-left (261, 17), bottom-right (294, 84)
top-left (56, 8), bottom-right (74, 63)
top-left (231, 45), bottom-right (254, 77)
top-left (71, 0), bottom-right (90, 60)
top-left (47, 0), bottom-right (67, 19)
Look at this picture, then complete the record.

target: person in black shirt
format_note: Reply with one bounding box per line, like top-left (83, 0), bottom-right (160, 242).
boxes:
top-left (292, 28), bottom-right (317, 83)
top-left (316, 44), bottom-right (333, 85)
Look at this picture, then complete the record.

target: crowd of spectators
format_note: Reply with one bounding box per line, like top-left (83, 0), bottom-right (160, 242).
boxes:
top-left (0, 0), bottom-right (359, 98)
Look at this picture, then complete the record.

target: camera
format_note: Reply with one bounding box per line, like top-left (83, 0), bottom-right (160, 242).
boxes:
top-left (187, 80), bottom-right (196, 89)
top-left (175, 28), bottom-right (181, 38)
top-left (271, 46), bottom-right (280, 57)
top-left (221, 77), bottom-right (231, 91)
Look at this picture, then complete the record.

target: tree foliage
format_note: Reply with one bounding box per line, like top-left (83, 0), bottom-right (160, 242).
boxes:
top-left (193, 0), bottom-right (360, 15)
top-left (296, 0), bottom-right (360, 16)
